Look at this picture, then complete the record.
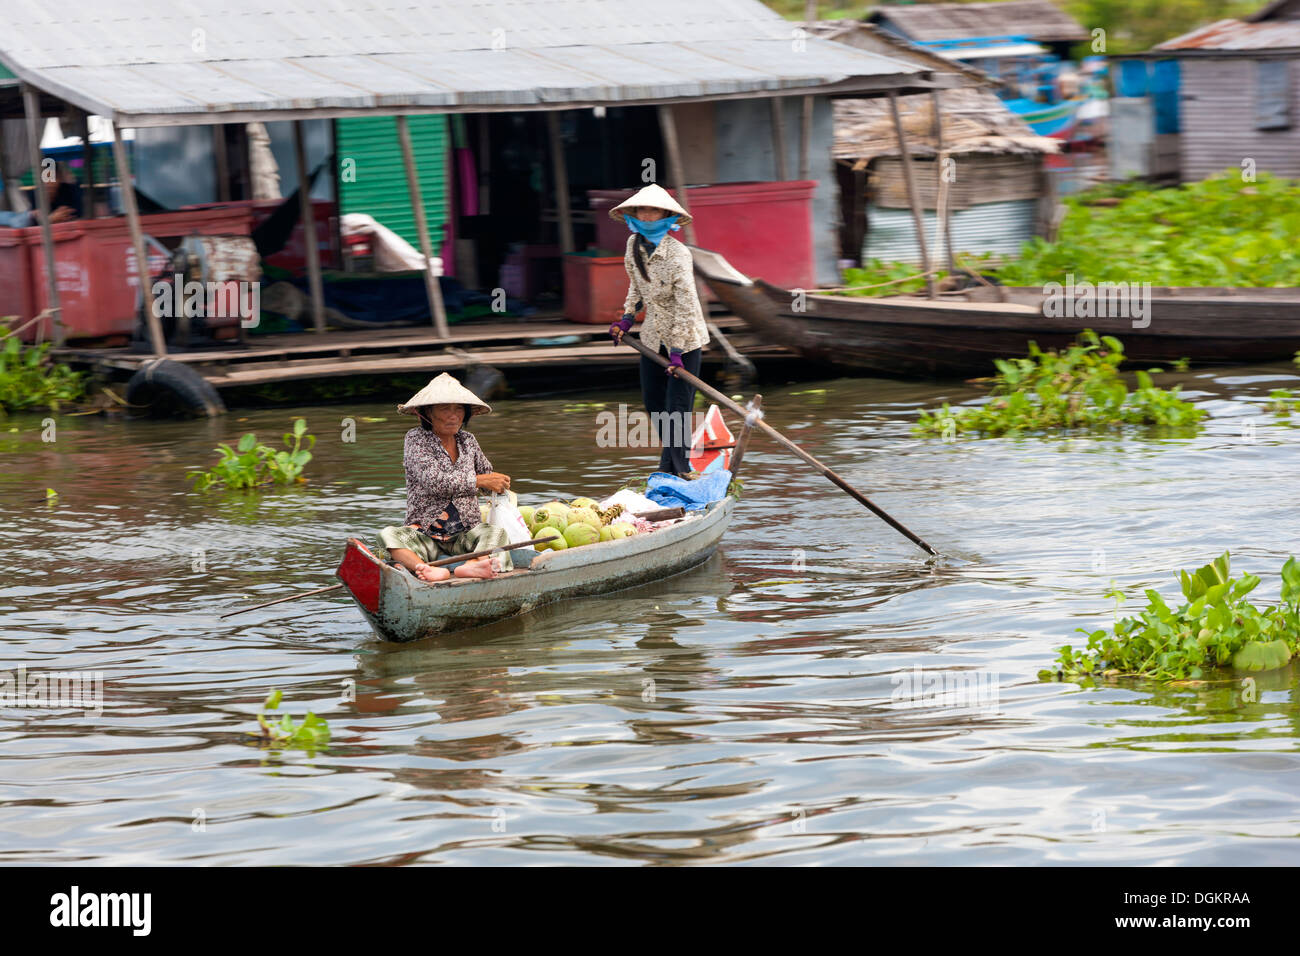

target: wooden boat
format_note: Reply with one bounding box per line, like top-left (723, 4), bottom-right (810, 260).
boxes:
top-left (335, 497), bottom-right (736, 642)
top-left (690, 245), bottom-right (1300, 378)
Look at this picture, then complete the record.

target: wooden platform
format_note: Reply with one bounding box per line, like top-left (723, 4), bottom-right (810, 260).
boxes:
top-left (53, 313), bottom-right (793, 390)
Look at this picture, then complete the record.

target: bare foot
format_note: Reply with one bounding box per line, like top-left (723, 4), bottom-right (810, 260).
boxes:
top-left (453, 556), bottom-right (496, 579)
top-left (414, 563), bottom-right (451, 582)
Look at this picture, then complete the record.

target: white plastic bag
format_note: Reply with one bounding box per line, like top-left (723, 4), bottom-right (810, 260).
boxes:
top-left (488, 493), bottom-right (531, 546)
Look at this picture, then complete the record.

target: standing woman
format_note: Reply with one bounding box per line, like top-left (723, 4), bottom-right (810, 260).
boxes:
top-left (608, 184), bottom-right (709, 477)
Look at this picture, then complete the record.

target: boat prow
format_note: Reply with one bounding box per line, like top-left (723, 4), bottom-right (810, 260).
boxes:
top-left (337, 497), bottom-right (737, 643)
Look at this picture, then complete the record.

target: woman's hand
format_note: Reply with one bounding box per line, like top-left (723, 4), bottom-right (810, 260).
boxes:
top-left (477, 472), bottom-right (511, 494)
top-left (609, 313), bottom-right (634, 346)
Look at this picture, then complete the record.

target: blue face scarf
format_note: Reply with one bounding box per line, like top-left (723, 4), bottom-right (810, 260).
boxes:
top-left (624, 214), bottom-right (680, 247)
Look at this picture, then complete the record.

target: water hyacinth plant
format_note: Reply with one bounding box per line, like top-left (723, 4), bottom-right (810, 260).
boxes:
top-left (915, 331), bottom-right (1203, 437)
top-left (189, 417), bottom-right (315, 490)
top-left (0, 323), bottom-right (86, 413)
top-left (1043, 553), bottom-right (1300, 683)
top-left (248, 689), bottom-right (330, 750)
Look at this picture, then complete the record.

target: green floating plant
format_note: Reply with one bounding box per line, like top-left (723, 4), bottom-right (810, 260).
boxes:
top-left (1042, 552), bottom-right (1300, 683)
top-left (249, 689), bottom-right (330, 750)
top-left (0, 323), bottom-right (86, 412)
top-left (915, 330), bottom-right (1204, 437)
top-left (189, 417), bottom-right (315, 491)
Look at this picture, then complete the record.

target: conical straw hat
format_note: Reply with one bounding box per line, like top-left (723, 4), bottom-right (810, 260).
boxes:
top-left (609, 183), bottom-right (692, 226)
top-left (397, 372), bottom-right (492, 416)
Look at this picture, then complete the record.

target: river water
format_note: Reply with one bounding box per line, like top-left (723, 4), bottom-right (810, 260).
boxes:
top-left (3, 362), bottom-right (1300, 865)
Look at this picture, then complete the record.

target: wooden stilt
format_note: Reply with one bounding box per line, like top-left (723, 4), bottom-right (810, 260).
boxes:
top-left (396, 115), bottom-right (450, 339)
top-left (770, 99), bottom-right (788, 181)
top-left (292, 121), bottom-right (326, 334)
top-left (799, 95), bottom-right (812, 180)
top-left (22, 85), bottom-right (62, 346)
top-left (889, 92), bottom-right (934, 299)
top-left (77, 112), bottom-right (96, 223)
top-left (111, 121), bottom-right (166, 356)
top-left (657, 105), bottom-right (695, 245)
top-left (546, 111), bottom-right (574, 253)
top-left (729, 394), bottom-right (762, 479)
top-left (213, 125), bottom-right (230, 202)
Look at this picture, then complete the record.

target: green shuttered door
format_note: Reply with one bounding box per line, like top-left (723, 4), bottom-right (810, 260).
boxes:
top-left (335, 115), bottom-right (448, 253)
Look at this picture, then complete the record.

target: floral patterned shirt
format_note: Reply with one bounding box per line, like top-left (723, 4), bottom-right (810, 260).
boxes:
top-left (403, 427), bottom-right (491, 538)
top-left (622, 233), bottom-right (709, 355)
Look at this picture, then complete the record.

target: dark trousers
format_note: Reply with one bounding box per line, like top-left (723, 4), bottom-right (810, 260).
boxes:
top-left (639, 345), bottom-right (703, 475)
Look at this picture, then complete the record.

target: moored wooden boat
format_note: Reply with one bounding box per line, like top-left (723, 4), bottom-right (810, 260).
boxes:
top-left (336, 497), bottom-right (736, 642)
top-left (690, 245), bottom-right (1300, 378)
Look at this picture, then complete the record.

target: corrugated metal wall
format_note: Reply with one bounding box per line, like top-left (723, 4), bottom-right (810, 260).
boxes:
top-left (862, 199), bottom-right (1037, 265)
top-left (1180, 57), bottom-right (1300, 181)
top-left (335, 115), bottom-right (448, 251)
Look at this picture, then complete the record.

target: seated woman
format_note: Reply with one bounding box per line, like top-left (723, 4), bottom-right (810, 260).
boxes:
top-left (379, 373), bottom-right (514, 583)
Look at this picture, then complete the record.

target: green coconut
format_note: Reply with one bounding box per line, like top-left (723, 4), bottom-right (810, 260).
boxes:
top-left (531, 507), bottom-right (568, 533)
top-left (598, 525), bottom-right (615, 542)
top-left (540, 501), bottom-right (571, 519)
top-left (533, 527), bottom-right (568, 551)
top-left (570, 497), bottom-right (598, 511)
top-left (569, 506), bottom-right (601, 529)
top-left (518, 505), bottom-right (536, 525)
top-left (608, 523), bottom-right (634, 540)
top-left (563, 523), bottom-right (600, 548)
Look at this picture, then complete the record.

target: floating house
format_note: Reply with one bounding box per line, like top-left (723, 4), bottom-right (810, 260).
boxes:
top-left (866, 1), bottom-right (1098, 140)
top-left (833, 85), bottom-right (1060, 267)
top-left (0, 0), bottom-right (970, 406)
top-left (1113, 0), bottom-right (1300, 182)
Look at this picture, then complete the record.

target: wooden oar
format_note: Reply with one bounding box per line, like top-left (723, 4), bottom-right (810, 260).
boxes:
top-left (219, 536), bottom-right (555, 619)
top-left (623, 335), bottom-right (938, 556)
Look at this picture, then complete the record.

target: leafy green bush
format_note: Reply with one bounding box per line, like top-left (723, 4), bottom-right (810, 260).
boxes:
top-left (1043, 553), bottom-right (1300, 683)
top-left (0, 323), bottom-right (86, 412)
top-left (914, 330), bottom-right (1203, 437)
top-left (998, 172), bottom-right (1300, 288)
top-left (189, 417), bottom-right (315, 490)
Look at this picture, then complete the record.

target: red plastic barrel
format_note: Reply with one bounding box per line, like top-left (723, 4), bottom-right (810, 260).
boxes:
top-left (588, 181), bottom-right (818, 291)
top-left (563, 251), bottom-right (628, 325)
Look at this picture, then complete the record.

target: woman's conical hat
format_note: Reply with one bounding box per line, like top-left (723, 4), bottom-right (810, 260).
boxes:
top-left (609, 183), bottom-right (692, 226)
top-left (397, 372), bottom-right (491, 416)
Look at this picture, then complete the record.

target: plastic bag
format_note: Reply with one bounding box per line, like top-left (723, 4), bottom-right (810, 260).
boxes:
top-left (488, 493), bottom-right (531, 545)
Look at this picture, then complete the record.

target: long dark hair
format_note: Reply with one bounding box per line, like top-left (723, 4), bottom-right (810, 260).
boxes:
top-left (632, 233), bottom-right (653, 282)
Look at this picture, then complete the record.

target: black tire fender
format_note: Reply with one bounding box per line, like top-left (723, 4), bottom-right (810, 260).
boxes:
top-left (125, 358), bottom-right (227, 418)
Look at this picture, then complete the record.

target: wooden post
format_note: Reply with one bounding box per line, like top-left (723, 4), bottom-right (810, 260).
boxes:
top-left (546, 111), bottom-right (574, 253)
top-left (799, 95), bottom-right (812, 180)
top-left (656, 105), bottom-right (696, 245)
top-left (22, 85), bottom-right (62, 346)
top-left (729, 394), bottom-right (762, 479)
top-left (770, 99), bottom-right (788, 181)
top-left (931, 90), bottom-right (956, 277)
top-left (888, 92), bottom-right (934, 299)
top-left (292, 121), bottom-right (326, 334)
top-left (213, 125), bottom-right (230, 202)
top-left (111, 121), bottom-right (167, 357)
top-left (76, 112), bottom-right (97, 222)
top-left (396, 115), bottom-right (450, 339)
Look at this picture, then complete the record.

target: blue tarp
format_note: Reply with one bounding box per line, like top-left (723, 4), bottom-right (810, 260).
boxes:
top-left (645, 469), bottom-right (732, 512)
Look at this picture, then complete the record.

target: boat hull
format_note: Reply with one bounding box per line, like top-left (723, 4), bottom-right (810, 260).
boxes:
top-left (689, 245), bottom-right (1300, 377)
top-left (337, 497), bottom-right (736, 642)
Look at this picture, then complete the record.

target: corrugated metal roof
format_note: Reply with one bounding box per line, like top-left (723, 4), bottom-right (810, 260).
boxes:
top-left (1157, 18), bottom-right (1300, 51)
top-left (867, 0), bottom-right (1088, 45)
top-left (0, 0), bottom-right (936, 126)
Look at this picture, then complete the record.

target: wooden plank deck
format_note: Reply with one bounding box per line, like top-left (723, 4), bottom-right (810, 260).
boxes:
top-left (53, 314), bottom-right (793, 389)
